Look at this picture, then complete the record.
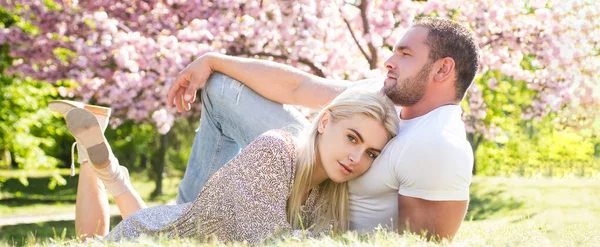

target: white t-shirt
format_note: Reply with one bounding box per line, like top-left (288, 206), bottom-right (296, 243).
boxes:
top-left (347, 102), bottom-right (474, 232)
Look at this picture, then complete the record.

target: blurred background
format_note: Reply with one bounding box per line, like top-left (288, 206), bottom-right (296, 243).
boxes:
top-left (0, 0), bottom-right (598, 246)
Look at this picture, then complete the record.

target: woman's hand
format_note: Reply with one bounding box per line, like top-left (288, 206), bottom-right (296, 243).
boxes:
top-left (168, 53), bottom-right (216, 112)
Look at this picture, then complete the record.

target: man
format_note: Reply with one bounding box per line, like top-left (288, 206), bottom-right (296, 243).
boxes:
top-left (168, 17), bottom-right (480, 240)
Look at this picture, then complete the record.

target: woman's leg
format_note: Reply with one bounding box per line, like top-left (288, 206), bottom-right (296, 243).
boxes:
top-left (81, 140), bottom-right (147, 219)
top-left (74, 163), bottom-right (146, 238)
top-left (67, 108), bottom-right (147, 221)
top-left (112, 166), bottom-right (147, 219)
top-left (74, 162), bottom-right (110, 238)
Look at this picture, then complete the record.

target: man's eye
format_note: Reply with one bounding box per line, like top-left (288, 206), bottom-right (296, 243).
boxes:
top-left (347, 135), bottom-right (357, 143)
top-left (403, 53), bottom-right (411, 56)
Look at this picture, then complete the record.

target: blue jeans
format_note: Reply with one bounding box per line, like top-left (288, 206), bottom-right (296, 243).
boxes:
top-left (176, 73), bottom-right (310, 204)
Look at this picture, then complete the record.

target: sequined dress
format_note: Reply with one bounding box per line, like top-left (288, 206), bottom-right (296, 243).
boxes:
top-left (105, 130), bottom-right (321, 243)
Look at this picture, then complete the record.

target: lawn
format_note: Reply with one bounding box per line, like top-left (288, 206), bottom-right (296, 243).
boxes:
top-left (1, 174), bottom-right (599, 246)
top-left (0, 169), bottom-right (180, 246)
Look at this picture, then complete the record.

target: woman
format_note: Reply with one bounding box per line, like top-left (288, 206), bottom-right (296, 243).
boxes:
top-left (53, 89), bottom-right (399, 243)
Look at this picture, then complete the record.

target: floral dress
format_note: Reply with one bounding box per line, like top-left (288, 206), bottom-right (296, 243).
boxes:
top-left (105, 130), bottom-right (321, 243)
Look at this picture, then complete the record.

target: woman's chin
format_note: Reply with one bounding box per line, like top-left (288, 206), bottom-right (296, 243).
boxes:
top-left (328, 175), bottom-right (349, 183)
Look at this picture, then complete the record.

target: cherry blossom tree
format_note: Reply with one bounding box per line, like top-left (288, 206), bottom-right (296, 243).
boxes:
top-left (1, 0), bottom-right (598, 175)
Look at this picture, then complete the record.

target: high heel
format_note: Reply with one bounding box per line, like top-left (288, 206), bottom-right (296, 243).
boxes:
top-left (64, 108), bottom-right (133, 196)
top-left (49, 100), bottom-right (111, 176)
top-left (65, 108), bottom-right (110, 167)
top-left (49, 100), bottom-right (111, 132)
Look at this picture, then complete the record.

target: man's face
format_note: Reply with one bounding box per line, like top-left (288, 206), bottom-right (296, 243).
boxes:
top-left (382, 27), bottom-right (433, 106)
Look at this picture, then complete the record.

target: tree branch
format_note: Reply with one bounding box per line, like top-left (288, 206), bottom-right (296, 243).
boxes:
top-left (342, 16), bottom-right (371, 63)
top-left (233, 50), bottom-right (326, 78)
top-left (359, 0), bottom-right (378, 70)
top-left (480, 32), bottom-right (505, 47)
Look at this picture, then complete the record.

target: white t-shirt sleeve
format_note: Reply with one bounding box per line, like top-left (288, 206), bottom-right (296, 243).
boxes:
top-left (392, 135), bottom-right (473, 201)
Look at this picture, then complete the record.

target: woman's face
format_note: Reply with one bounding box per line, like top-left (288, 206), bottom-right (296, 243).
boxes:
top-left (316, 113), bottom-right (390, 183)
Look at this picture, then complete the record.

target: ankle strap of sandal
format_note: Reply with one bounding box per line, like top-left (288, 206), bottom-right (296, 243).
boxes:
top-left (70, 142), bottom-right (77, 176)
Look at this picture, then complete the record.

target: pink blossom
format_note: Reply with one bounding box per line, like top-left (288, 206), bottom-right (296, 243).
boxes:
top-left (488, 78), bottom-right (498, 90)
top-left (1, 0), bottom-right (597, 136)
top-left (531, 0), bottom-right (548, 9)
top-left (535, 8), bottom-right (552, 21)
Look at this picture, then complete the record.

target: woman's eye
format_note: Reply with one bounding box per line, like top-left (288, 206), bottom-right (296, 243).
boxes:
top-left (347, 135), bottom-right (357, 143)
top-left (367, 152), bottom-right (378, 159)
top-left (403, 53), bottom-right (410, 56)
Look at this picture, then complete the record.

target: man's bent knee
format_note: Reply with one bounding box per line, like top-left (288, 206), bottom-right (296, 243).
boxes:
top-left (203, 72), bottom-right (246, 108)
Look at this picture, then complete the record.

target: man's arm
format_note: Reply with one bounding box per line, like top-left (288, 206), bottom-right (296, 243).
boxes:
top-left (398, 194), bottom-right (468, 240)
top-left (168, 52), bottom-right (349, 112)
top-left (393, 133), bottom-right (473, 241)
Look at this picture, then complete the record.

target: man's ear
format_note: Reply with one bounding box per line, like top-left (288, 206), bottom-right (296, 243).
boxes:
top-left (433, 57), bottom-right (455, 83)
top-left (317, 111), bottom-right (331, 134)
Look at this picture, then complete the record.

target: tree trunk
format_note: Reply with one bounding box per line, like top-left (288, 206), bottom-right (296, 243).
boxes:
top-left (139, 153), bottom-right (147, 169)
top-left (151, 134), bottom-right (167, 198)
top-left (2, 146), bottom-right (12, 169)
top-left (467, 133), bottom-right (483, 175)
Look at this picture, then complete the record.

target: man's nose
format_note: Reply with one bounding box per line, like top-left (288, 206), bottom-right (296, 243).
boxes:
top-left (384, 57), bottom-right (396, 70)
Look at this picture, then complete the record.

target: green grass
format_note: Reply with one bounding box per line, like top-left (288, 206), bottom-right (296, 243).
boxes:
top-left (0, 169), bottom-right (179, 217)
top-left (0, 169), bottom-right (180, 246)
top-left (1, 176), bottom-right (599, 246)
top-left (459, 177), bottom-right (600, 246)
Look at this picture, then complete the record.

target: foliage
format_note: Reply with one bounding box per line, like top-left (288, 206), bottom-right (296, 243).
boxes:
top-left (0, 0), bottom-right (598, 179)
top-left (0, 77), bottom-right (54, 169)
top-left (0, 4), bottom-right (68, 190)
top-left (0, 0), bottom-right (597, 137)
top-left (101, 117), bottom-right (194, 197)
top-left (476, 126), bottom-right (599, 177)
top-left (103, 116), bottom-right (195, 178)
top-left (466, 67), bottom-right (599, 177)
top-left (0, 73), bottom-right (78, 189)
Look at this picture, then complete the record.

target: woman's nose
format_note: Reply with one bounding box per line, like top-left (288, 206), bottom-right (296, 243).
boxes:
top-left (348, 150), bottom-right (362, 165)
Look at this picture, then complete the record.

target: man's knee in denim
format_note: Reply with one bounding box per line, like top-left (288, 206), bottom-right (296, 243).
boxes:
top-left (203, 73), bottom-right (246, 110)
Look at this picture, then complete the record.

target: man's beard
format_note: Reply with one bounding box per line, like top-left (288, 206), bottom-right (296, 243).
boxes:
top-left (383, 62), bottom-right (432, 106)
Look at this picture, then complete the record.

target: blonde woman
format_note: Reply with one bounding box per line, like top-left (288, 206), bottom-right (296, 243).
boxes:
top-left (56, 90), bottom-right (399, 243)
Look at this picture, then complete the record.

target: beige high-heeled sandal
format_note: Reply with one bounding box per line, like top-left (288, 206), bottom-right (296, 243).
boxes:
top-left (48, 100), bottom-right (111, 176)
top-left (48, 100), bottom-right (111, 114)
top-left (49, 100), bottom-right (111, 130)
top-left (65, 108), bottom-right (110, 167)
top-left (64, 108), bottom-right (132, 196)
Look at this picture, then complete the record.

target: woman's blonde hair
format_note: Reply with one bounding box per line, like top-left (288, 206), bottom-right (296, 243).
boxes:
top-left (286, 89), bottom-right (399, 233)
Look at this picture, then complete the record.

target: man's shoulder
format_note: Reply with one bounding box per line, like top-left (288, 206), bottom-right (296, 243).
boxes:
top-left (385, 131), bottom-right (470, 162)
top-left (389, 120), bottom-right (468, 152)
top-left (383, 116), bottom-right (472, 168)
top-left (405, 106), bottom-right (468, 145)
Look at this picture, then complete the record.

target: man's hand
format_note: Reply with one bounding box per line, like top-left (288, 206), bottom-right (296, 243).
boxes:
top-left (398, 195), bottom-right (468, 241)
top-left (168, 54), bottom-right (214, 112)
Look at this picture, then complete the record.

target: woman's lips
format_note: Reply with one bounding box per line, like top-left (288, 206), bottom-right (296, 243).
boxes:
top-left (338, 162), bottom-right (352, 175)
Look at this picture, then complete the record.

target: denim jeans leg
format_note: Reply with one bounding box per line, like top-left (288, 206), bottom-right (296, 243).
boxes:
top-left (176, 73), bottom-right (310, 204)
top-left (175, 97), bottom-right (238, 204)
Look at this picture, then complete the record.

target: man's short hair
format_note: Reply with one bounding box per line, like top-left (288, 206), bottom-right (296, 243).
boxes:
top-left (412, 17), bottom-right (481, 100)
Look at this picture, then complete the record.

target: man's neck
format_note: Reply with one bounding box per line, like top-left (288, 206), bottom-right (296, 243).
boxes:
top-left (399, 99), bottom-right (458, 120)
